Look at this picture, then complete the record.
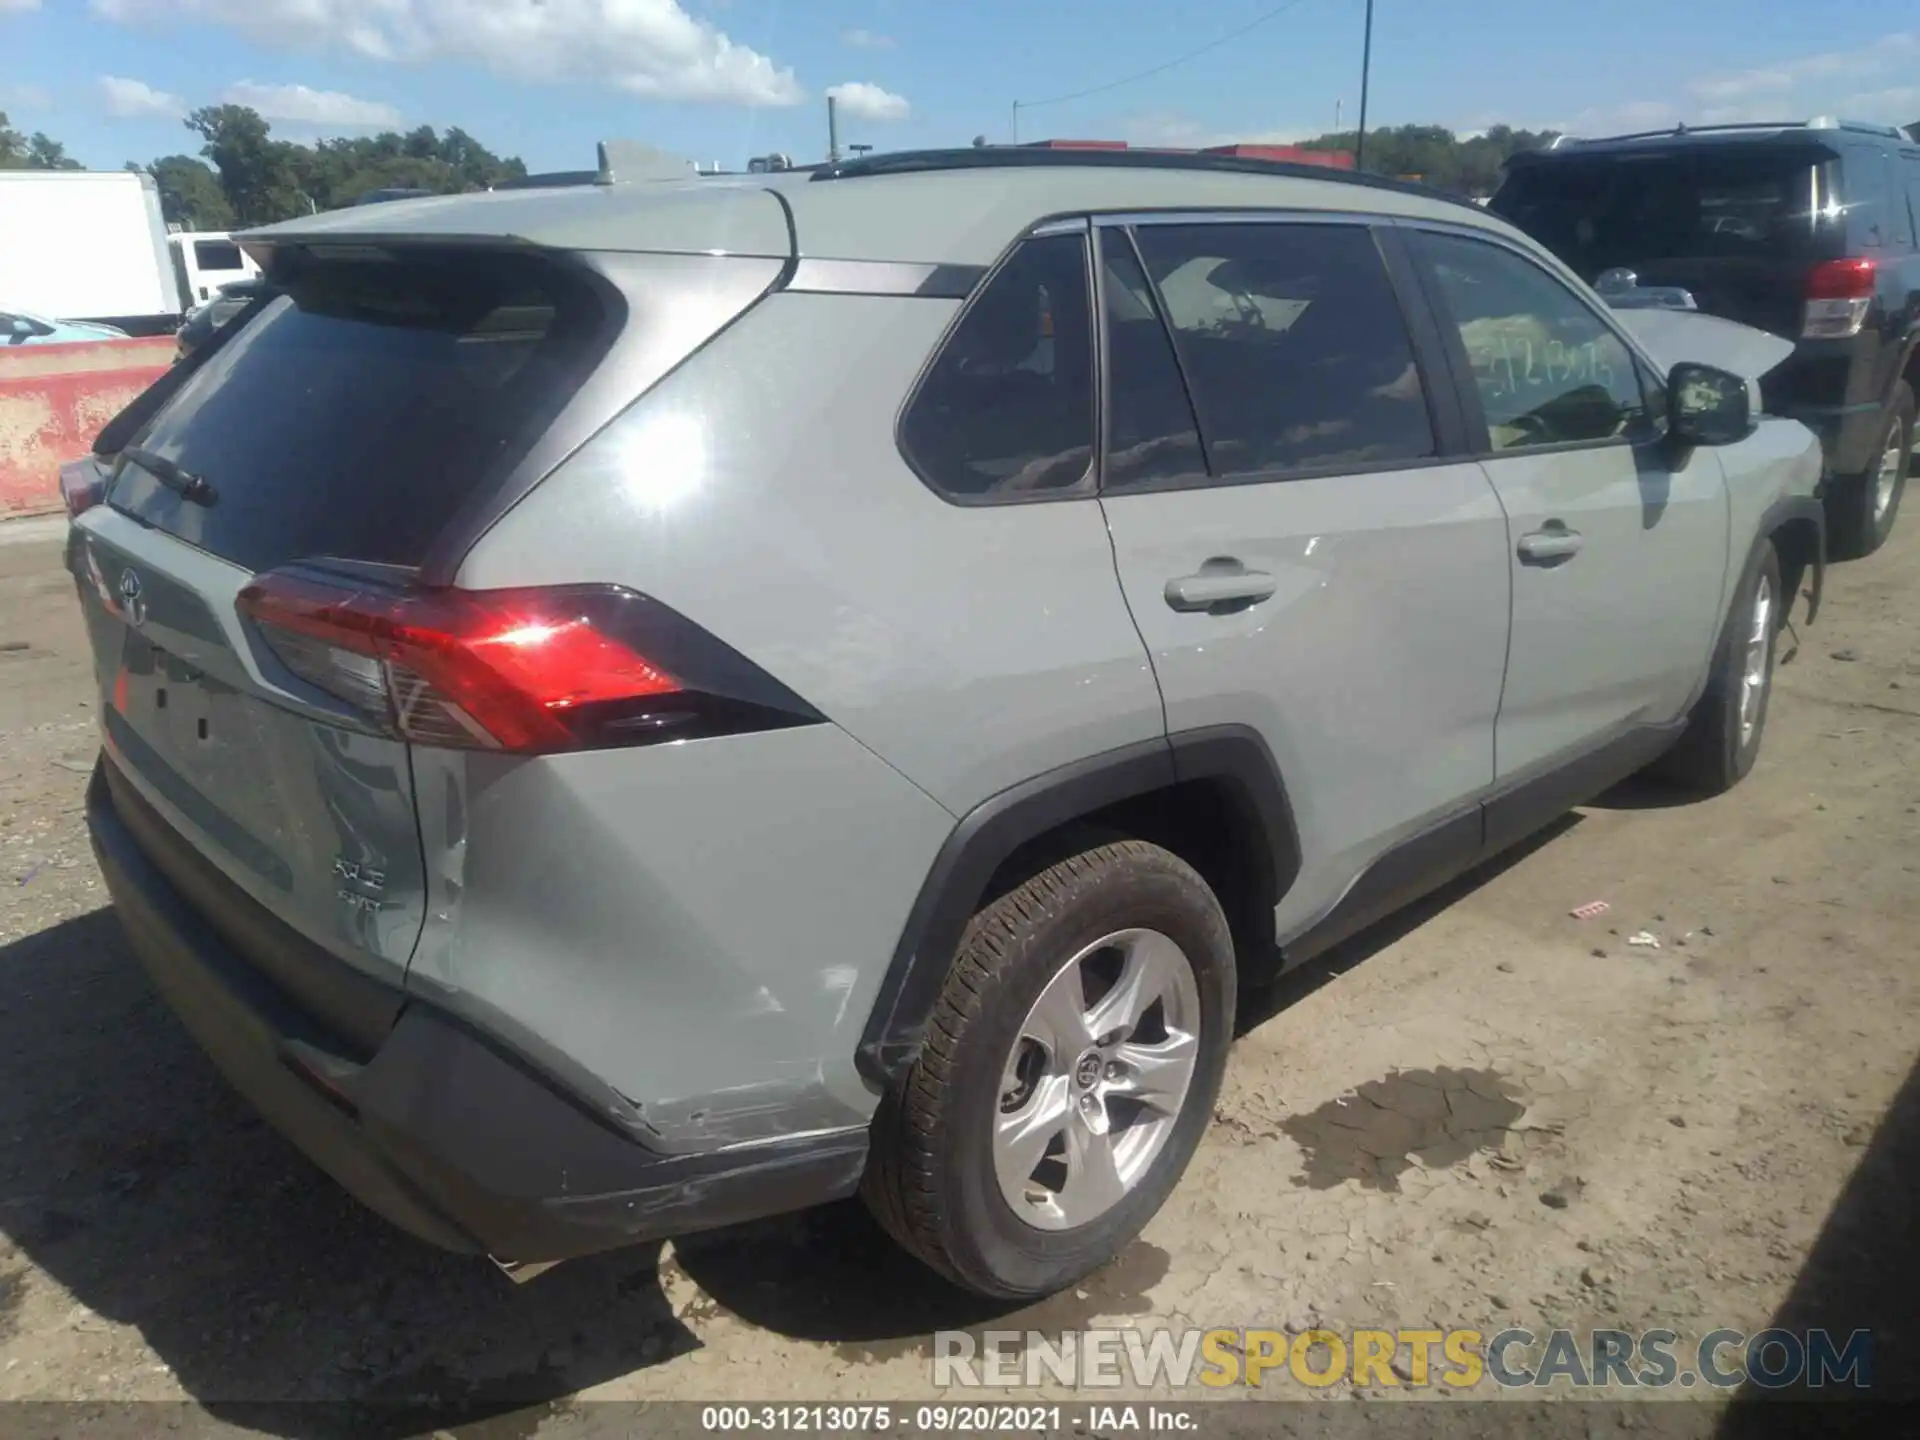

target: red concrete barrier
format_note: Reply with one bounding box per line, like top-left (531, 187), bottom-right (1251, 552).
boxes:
top-left (0, 337), bottom-right (174, 519)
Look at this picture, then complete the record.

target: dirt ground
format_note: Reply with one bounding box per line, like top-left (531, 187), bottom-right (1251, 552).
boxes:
top-left (0, 510), bottom-right (1914, 1436)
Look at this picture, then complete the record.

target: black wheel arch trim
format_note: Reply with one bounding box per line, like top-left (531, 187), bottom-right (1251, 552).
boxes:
top-left (855, 725), bottom-right (1301, 1088)
top-left (1755, 492), bottom-right (1825, 627)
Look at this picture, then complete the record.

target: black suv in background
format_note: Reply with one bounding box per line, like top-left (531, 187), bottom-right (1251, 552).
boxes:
top-left (1492, 118), bottom-right (1920, 558)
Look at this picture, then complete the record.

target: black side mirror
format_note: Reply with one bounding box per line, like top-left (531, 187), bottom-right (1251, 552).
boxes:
top-left (1668, 361), bottom-right (1754, 446)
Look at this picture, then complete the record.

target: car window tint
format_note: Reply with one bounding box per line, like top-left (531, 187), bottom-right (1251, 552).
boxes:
top-left (1416, 231), bottom-right (1650, 452)
top-left (111, 247), bottom-right (614, 571)
top-left (1129, 223), bottom-right (1434, 479)
top-left (194, 240), bottom-right (245, 271)
top-left (1099, 232), bottom-right (1207, 492)
top-left (1907, 157), bottom-right (1920, 247)
top-left (900, 233), bottom-right (1095, 501)
top-left (1491, 150), bottom-right (1836, 268)
top-left (1885, 153), bottom-right (1916, 248)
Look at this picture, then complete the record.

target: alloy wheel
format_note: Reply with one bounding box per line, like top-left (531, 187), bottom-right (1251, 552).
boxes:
top-left (993, 928), bottom-right (1201, 1231)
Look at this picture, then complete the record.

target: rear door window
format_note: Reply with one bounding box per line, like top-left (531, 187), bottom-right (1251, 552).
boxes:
top-left (1127, 222), bottom-right (1435, 479)
top-left (899, 232), bottom-right (1096, 501)
top-left (111, 247), bottom-right (616, 573)
top-left (1098, 231), bottom-right (1207, 492)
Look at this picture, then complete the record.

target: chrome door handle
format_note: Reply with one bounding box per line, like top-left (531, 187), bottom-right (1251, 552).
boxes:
top-left (1164, 568), bottom-right (1278, 612)
top-left (1517, 525), bottom-right (1584, 564)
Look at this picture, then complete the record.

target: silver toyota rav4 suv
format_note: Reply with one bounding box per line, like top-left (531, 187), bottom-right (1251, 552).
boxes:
top-left (72, 148), bottom-right (1824, 1301)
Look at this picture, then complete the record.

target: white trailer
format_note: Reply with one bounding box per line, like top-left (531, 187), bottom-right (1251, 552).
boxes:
top-left (0, 169), bottom-right (186, 335)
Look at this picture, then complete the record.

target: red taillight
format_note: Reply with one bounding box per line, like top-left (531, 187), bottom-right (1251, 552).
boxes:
top-left (238, 574), bottom-right (682, 753)
top-left (1806, 258), bottom-right (1876, 300)
top-left (59, 459), bottom-right (104, 519)
top-left (1802, 258), bottom-right (1875, 340)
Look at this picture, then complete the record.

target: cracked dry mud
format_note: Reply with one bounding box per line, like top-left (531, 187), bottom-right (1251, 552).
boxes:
top-left (0, 515), bottom-right (1916, 1433)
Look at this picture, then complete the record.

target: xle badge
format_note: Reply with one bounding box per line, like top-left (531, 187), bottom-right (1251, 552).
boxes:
top-left (333, 857), bottom-right (387, 913)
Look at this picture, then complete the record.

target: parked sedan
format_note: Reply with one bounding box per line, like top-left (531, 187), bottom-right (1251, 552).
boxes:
top-left (3, 306), bottom-right (129, 344)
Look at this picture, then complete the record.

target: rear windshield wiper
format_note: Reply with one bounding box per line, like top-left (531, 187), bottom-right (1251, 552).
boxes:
top-left (121, 446), bottom-right (219, 507)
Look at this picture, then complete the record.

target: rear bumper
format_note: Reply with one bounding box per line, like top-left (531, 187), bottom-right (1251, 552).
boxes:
top-left (86, 756), bottom-right (868, 1264)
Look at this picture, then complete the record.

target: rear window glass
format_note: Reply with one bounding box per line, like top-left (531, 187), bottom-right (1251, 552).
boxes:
top-left (111, 248), bottom-right (614, 573)
top-left (193, 240), bottom-right (245, 272)
top-left (1492, 149), bottom-right (1834, 272)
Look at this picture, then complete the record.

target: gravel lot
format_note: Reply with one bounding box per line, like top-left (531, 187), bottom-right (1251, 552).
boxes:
top-left (0, 512), bottom-right (1914, 1435)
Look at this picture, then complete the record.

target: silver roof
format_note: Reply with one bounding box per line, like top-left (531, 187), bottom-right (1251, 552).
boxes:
top-left (240, 164), bottom-right (1516, 268)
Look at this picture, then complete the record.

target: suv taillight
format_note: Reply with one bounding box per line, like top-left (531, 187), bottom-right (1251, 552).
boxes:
top-left (237, 571), bottom-right (820, 754)
top-left (59, 458), bottom-right (105, 519)
top-left (1802, 258), bottom-right (1876, 339)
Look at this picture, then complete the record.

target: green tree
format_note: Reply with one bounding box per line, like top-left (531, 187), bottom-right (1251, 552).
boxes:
top-left (1, 113), bottom-right (87, 171)
top-left (1298, 122), bottom-right (1560, 195)
top-left (138, 155), bottom-right (236, 229)
top-left (24, 132), bottom-right (82, 170)
top-left (166, 107), bottom-right (529, 220)
top-left (185, 104), bottom-right (307, 224)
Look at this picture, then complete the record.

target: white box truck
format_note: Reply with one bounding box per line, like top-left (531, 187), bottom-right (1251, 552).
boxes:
top-left (0, 169), bottom-right (186, 335)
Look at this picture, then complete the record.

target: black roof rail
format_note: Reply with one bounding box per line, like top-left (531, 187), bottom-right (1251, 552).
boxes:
top-left (491, 170), bottom-right (601, 191)
top-left (808, 146), bottom-right (1485, 214)
top-left (1537, 117), bottom-right (1912, 152)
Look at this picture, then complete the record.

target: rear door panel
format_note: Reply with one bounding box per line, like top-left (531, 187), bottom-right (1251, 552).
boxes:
top-left (1093, 218), bottom-right (1511, 938)
top-left (76, 510), bottom-right (426, 994)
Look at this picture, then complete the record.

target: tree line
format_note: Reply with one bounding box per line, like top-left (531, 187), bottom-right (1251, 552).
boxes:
top-left (1294, 123), bottom-right (1563, 197)
top-left (2, 105), bottom-right (527, 228)
top-left (0, 112), bottom-right (83, 171)
top-left (9, 108), bottom-right (1919, 228)
top-left (139, 107), bottom-right (529, 228)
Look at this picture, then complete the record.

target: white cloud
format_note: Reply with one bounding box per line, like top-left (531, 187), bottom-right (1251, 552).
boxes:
top-left (1541, 37), bottom-right (1920, 139)
top-left (1689, 33), bottom-right (1916, 105)
top-left (841, 28), bottom-right (893, 50)
top-left (1848, 85), bottom-right (1920, 125)
top-left (98, 74), bottom-right (185, 118)
top-left (223, 80), bottom-right (401, 128)
top-left (827, 81), bottom-right (910, 123)
top-left (0, 0), bottom-right (42, 13)
top-left (1547, 99), bottom-right (1679, 137)
top-left (90, 0), bottom-right (805, 107)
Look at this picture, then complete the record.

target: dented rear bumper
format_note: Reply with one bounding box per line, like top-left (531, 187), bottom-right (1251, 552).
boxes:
top-left (86, 755), bottom-right (867, 1266)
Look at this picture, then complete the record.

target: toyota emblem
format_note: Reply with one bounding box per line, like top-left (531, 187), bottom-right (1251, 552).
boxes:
top-left (117, 567), bottom-right (147, 628)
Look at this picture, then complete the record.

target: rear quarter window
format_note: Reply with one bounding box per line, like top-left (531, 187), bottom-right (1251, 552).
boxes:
top-left (111, 247), bottom-right (618, 573)
top-left (898, 233), bottom-right (1096, 502)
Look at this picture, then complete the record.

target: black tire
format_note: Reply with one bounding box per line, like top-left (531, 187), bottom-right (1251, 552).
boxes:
top-left (1651, 540), bottom-right (1783, 795)
top-left (1828, 380), bottom-right (1912, 560)
top-left (862, 840), bottom-right (1234, 1300)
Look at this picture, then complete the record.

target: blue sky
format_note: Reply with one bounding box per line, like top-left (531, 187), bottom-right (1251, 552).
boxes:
top-left (2, 0), bottom-right (1916, 174)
